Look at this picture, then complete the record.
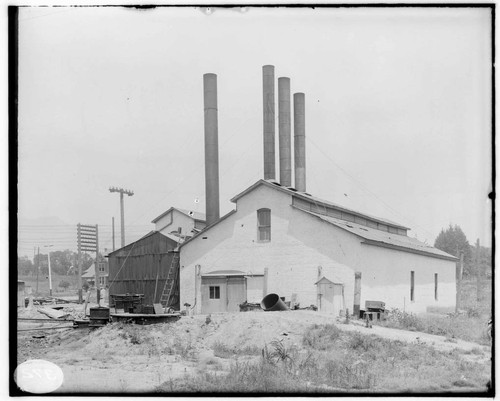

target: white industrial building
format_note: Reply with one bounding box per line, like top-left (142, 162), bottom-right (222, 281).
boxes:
top-left (179, 66), bottom-right (457, 316)
top-left (180, 179), bottom-right (457, 315)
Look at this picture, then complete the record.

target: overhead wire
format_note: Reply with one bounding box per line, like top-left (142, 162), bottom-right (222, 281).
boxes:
top-left (306, 136), bottom-right (436, 240)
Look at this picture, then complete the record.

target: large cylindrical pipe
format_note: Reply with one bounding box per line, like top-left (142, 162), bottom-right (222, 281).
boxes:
top-left (294, 92), bottom-right (306, 192)
top-left (262, 65), bottom-right (276, 180)
top-left (203, 73), bottom-right (220, 226)
top-left (278, 77), bottom-right (292, 187)
top-left (260, 293), bottom-right (289, 311)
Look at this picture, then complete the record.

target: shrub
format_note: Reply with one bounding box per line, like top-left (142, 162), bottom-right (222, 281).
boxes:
top-left (58, 280), bottom-right (71, 290)
top-left (346, 332), bottom-right (378, 352)
top-left (213, 341), bottom-right (235, 359)
top-left (302, 324), bottom-right (341, 350)
top-left (380, 308), bottom-right (425, 331)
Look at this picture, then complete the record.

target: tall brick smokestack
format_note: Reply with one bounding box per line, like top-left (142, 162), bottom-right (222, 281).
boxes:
top-left (203, 73), bottom-right (220, 225)
top-left (262, 65), bottom-right (276, 180)
top-left (278, 77), bottom-right (292, 187)
top-left (294, 92), bottom-right (306, 192)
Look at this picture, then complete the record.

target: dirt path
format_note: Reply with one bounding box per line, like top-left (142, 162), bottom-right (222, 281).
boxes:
top-left (334, 318), bottom-right (491, 364)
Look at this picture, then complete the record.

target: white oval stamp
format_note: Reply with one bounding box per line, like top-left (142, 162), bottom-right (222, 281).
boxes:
top-left (14, 359), bottom-right (64, 394)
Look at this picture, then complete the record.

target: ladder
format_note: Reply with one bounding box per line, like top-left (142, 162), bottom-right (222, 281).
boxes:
top-left (160, 252), bottom-right (180, 309)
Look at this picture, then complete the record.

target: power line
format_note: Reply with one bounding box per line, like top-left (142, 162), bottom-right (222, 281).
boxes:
top-left (306, 136), bottom-right (436, 240)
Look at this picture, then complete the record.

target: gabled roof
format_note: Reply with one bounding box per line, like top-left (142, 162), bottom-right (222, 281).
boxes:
top-left (230, 179), bottom-right (409, 230)
top-left (315, 276), bottom-right (343, 285)
top-left (296, 207), bottom-right (457, 261)
top-left (107, 230), bottom-right (181, 256)
top-left (151, 207), bottom-right (206, 224)
top-left (178, 209), bottom-right (237, 249)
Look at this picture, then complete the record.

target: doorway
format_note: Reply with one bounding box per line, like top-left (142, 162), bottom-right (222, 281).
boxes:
top-left (201, 275), bottom-right (246, 313)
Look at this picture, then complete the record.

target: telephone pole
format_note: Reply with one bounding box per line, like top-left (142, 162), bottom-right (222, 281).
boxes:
top-left (109, 187), bottom-right (134, 248)
top-left (112, 217), bottom-right (115, 252)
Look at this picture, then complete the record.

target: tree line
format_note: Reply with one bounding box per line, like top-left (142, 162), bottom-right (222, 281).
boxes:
top-left (17, 250), bottom-right (105, 276)
top-left (434, 224), bottom-right (491, 278)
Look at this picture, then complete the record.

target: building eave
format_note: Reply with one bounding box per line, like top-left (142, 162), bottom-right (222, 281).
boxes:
top-left (151, 206), bottom-right (206, 224)
top-left (293, 205), bottom-right (457, 262)
top-left (231, 179), bottom-right (409, 230)
top-left (179, 209), bottom-right (237, 249)
top-left (151, 207), bottom-right (175, 224)
top-left (361, 240), bottom-right (458, 262)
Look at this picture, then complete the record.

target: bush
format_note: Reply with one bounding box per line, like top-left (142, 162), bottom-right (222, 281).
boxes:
top-left (302, 324), bottom-right (341, 350)
top-left (347, 332), bottom-right (378, 352)
top-left (380, 308), bottom-right (425, 331)
top-left (58, 280), bottom-right (71, 290)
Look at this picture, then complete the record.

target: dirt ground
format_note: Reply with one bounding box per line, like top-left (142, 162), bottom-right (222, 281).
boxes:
top-left (15, 306), bottom-right (492, 394)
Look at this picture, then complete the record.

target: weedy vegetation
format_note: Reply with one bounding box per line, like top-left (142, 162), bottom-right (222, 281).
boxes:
top-left (157, 323), bottom-right (491, 393)
top-left (378, 278), bottom-right (492, 346)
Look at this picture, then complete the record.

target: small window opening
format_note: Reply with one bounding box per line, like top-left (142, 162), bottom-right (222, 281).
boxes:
top-left (410, 271), bottom-right (415, 302)
top-left (209, 286), bottom-right (220, 299)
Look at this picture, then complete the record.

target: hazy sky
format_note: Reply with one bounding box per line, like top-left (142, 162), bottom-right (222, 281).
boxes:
top-left (17, 6), bottom-right (492, 257)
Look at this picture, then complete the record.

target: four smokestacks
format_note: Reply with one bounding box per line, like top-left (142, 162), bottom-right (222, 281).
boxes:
top-left (202, 67), bottom-right (306, 227)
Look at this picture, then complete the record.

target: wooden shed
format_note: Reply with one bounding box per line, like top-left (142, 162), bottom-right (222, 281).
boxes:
top-left (107, 231), bottom-right (181, 309)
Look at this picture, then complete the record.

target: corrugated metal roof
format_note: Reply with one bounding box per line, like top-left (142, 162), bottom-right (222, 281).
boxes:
top-left (230, 179), bottom-right (409, 230)
top-left (297, 207), bottom-right (457, 261)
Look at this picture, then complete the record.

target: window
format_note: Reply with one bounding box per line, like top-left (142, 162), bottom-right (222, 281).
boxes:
top-left (410, 271), bottom-right (415, 302)
top-left (257, 208), bottom-right (271, 242)
top-left (434, 273), bottom-right (438, 301)
top-left (99, 277), bottom-right (105, 286)
top-left (98, 263), bottom-right (105, 272)
top-left (209, 286), bottom-right (220, 299)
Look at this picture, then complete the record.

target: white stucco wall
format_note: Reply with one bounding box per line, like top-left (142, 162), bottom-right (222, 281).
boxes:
top-left (180, 184), bottom-right (456, 315)
top-left (156, 209), bottom-right (196, 236)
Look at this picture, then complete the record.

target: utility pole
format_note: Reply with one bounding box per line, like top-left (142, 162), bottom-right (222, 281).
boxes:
top-left (36, 247), bottom-right (40, 295)
top-left (96, 225), bottom-right (100, 306)
top-left (456, 251), bottom-right (464, 313)
top-left (112, 217), bottom-right (115, 252)
top-left (43, 245), bottom-right (54, 296)
top-left (476, 238), bottom-right (481, 303)
top-left (109, 187), bottom-right (134, 248)
top-left (77, 224), bottom-right (82, 303)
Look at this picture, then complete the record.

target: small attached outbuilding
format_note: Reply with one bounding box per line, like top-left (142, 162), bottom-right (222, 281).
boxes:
top-left (107, 231), bottom-right (182, 309)
top-left (315, 276), bottom-right (345, 316)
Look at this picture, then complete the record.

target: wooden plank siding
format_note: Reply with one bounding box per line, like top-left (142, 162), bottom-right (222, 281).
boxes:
top-left (107, 232), bottom-right (180, 308)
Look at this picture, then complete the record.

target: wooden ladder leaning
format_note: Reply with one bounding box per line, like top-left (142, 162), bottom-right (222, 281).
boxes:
top-left (160, 251), bottom-right (180, 310)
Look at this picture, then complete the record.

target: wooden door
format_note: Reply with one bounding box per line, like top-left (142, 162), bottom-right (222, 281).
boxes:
top-left (201, 277), bottom-right (227, 314)
top-left (226, 277), bottom-right (246, 312)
